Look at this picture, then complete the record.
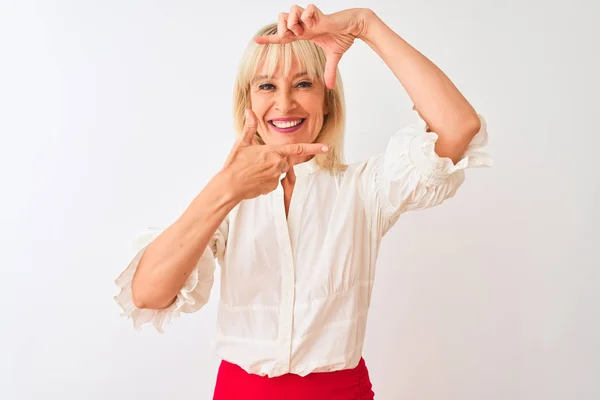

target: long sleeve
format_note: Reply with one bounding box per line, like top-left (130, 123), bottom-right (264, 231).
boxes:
top-left (360, 109), bottom-right (493, 236)
top-left (114, 219), bottom-right (228, 333)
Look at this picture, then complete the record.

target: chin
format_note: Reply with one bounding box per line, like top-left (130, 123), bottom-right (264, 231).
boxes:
top-left (263, 131), bottom-right (315, 146)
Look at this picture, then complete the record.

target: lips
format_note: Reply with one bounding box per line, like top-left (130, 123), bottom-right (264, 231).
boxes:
top-left (268, 118), bottom-right (306, 134)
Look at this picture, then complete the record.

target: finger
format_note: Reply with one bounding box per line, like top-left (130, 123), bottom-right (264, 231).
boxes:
top-left (278, 12), bottom-right (290, 40)
top-left (276, 143), bottom-right (329, 157)
top-left (288, 6), bottom-right (305, 36)
top-left (254, 34), bottom-right (294, 45)
top-left (240, 109), bottom-right (258, 145)
top-left (301, 4), bottom-right (317, 29)
top-left (324, 52), bottom-right (342, 89)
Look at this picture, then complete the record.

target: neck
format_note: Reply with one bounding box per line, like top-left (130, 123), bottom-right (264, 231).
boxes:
top-left (289, 154), bottom-right (313, 166)
top-left (282, 168), bottom-right (296, 186)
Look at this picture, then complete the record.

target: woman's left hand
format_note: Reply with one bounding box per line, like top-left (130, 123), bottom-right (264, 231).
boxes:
top-left (255, 5), bottom-right (372, 89)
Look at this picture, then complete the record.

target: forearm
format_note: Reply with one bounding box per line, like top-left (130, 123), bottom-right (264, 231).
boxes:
top-left (359, 9), bottom-right (480, 162)
top-left (131, 171), bottom-right (238, 309)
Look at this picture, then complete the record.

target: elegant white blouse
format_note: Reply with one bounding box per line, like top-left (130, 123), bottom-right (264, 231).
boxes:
top-left (115, 109), bottom-right (492, 378)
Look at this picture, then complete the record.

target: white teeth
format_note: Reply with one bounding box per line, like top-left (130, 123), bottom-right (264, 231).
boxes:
top-left (272, 119), bottom-right (302, 128)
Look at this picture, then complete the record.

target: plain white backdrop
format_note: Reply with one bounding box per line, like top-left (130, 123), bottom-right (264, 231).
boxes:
top-left (1, 0), bottom-right (598, 398)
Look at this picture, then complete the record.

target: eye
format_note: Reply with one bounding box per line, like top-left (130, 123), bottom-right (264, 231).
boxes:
top-left (258, 83), bottom-right (275, 90)
top-left (296, 81), bottom-right (313, 88)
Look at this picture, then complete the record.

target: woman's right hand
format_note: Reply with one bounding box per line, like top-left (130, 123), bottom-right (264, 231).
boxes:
top-left (220, 109), bottom-right (329, 201)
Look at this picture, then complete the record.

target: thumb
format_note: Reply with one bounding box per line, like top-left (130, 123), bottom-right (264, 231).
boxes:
top-left (240, 109), bottom-right (258, 145)
top-left (324, 52), bottom-right (342, 89)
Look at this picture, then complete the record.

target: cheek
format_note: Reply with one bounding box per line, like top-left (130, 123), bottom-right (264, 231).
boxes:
top-left (300, 94), bottom-right (326, 119)
top-left (249, 96), bottom-right (270, 134)
top-left (310, 103), bottom-right (326, 126)
top-left (249, 94), bottom-right (268, 118)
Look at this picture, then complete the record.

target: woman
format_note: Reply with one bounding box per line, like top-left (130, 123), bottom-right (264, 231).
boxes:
top-left (115, 5), bottom-right (492, 399)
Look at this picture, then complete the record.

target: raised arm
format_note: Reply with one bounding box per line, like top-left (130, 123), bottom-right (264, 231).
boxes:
top-left (359, 9), bottom-right (481, 164)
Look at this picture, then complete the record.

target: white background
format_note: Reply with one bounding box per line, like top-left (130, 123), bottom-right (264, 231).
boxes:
top-left (1, 0), bottom-right (598, 399)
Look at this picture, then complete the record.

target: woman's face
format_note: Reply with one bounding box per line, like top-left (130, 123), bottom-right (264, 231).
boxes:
top-left (250, 60), bottom-right (328, 147)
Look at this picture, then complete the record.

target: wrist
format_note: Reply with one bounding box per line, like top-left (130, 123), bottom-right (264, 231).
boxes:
top-left (213, 168), bottom-right (243, 205)
top-left (179, 170), bottom-right (239, 233)
top-left (356, 8), bottom-right (383, 43)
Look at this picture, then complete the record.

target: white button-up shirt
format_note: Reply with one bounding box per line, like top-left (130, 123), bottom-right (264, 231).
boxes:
top-left (115, 110), bottom-right (492, 378)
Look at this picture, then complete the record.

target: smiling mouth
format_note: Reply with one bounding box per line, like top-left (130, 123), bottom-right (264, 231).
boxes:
top-left (268, 118), bottom-right (306, 133)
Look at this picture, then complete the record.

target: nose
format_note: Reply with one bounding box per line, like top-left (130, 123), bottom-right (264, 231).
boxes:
top-left (274, 89), bottom-right (297, 114)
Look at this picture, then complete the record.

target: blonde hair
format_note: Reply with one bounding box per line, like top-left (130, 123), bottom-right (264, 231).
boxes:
top-left (232, 23), bottom-right (346, 170)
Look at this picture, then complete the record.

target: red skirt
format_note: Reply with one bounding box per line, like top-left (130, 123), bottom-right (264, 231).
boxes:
top-left (213, 358), bottom-right (375, 400)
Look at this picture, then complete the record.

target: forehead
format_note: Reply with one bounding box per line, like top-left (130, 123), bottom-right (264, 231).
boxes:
top-left (254, 59), bottom-right (307, 79)
top-left (256, 52), bottom-right (305, 74)
top-left (249, 42), bottom-right (321, 82)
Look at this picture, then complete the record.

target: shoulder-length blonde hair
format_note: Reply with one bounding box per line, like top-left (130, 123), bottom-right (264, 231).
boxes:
top-left (232, 23), bottom-right (346, 170)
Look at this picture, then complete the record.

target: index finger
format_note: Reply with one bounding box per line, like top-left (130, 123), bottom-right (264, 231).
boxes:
top-left (275, 143), bottom-right (329, 157)
top-left (254, 34), bottom-right (295, 45)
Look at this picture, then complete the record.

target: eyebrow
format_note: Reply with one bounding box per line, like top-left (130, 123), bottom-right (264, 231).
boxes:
top-left (252, 71), bottom-right (310, 83)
